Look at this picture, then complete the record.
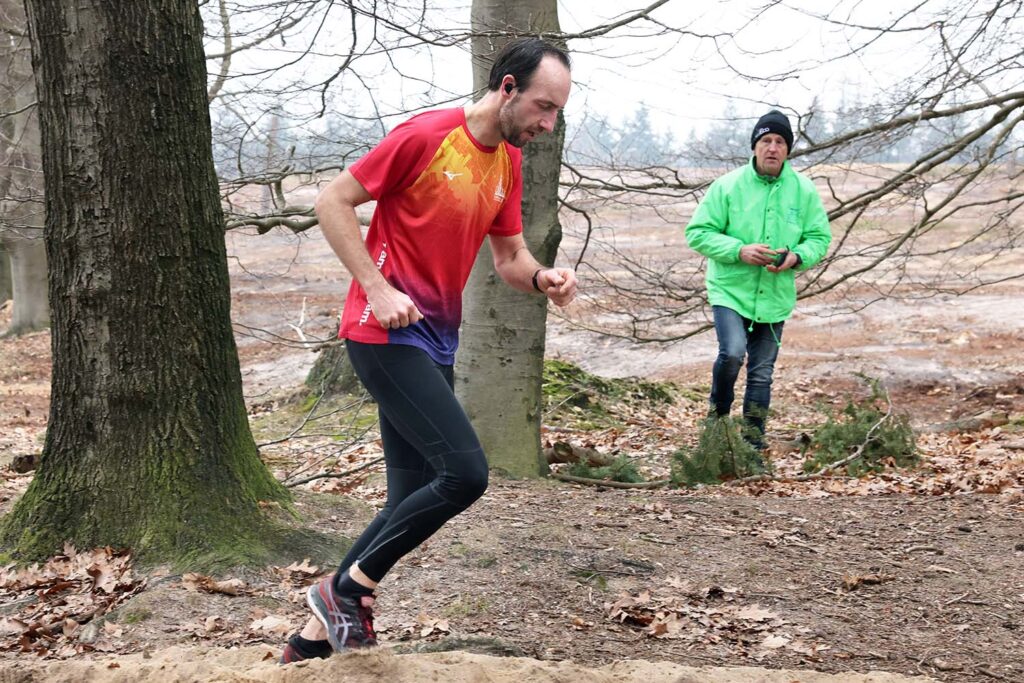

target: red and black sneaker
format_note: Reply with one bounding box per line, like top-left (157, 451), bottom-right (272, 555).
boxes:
top-left (306, 578), bottom-right (377, 652)
top-left (279, 633), bottom-right (332, 664)
top-left (359, 598), bottom-right (377, 642)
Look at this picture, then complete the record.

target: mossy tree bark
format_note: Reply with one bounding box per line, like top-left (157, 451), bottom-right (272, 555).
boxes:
top-left (0, 0), bottom-right (48, 336)
top-left (305, 327), bottom-right (362, 398)
top-left (0, 245), bottom-right (11, 304)
top-left (455, 0), bottom-right (566, 478)
top-left (0, 0), bottom-right (291, 565)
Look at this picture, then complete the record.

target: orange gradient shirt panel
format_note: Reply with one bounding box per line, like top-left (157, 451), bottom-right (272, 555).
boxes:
top-left (340, 108), bottom-right (523, 364)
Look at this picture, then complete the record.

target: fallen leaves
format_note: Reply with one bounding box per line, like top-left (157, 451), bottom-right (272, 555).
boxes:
top-left (271, 558), bottom-right (321, 589)
top-left (841, 573), bottom-right (891, 592)
top-left (734, 604), bottom-right (778, 622)
top-left (570, 616), bottom-right (595, 630)
top-left (416, 613), bottom-right (450, 638)
top-left (283, 558), bottom-right (320, 576)
top-left (249, 614), bottom-right (291, 637)
top-left (604, 585), bottom-right (829, 660)
top-left (760, 634), bottom-right (789, 649)
top-left (0, 551), bottom-right (300, 659)
top-left (0, 545), bottom-right (145, 657)
top-left (181, 573), bottom-right (248, 596)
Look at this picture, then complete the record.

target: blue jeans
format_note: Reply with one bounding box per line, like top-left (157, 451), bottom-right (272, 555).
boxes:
top-left (709, 306), bottom-right (783, 444)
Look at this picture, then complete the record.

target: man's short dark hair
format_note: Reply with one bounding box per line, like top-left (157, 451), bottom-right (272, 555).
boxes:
top-left (486, 37), bottom-right (571, 92)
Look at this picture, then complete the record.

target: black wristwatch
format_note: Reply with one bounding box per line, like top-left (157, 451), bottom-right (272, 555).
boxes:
top-left (532, 268), bottom-right (544, 292)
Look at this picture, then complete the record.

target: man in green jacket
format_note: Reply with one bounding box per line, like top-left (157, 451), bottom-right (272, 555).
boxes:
top-left (685, 109), bottom-right (831, 449)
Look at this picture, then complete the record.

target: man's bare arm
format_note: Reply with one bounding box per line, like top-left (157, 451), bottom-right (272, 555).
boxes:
top-left (489, 233), bottom-right (577, 307)
top-left (315, 171), bottom-right (422, 328)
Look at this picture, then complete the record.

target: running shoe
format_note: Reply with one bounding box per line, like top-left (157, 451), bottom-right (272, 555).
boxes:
top-left (305, 578), bottom-right (377, 652)
top-left (279, 633), bottom-right (331, 664)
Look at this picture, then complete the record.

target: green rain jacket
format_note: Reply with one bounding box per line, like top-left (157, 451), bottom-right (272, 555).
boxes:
top-left (685, 159), bottom-right (831, 324)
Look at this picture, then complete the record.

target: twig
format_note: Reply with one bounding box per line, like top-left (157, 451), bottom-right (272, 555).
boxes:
top-left (550, 472), bottom-right (670, 489)
top-left (286, 297), bottom-right (309, 343)
top-left (35, 606), bottom-right (104, 638)
top-left (543, 391), bottom-right (588, 418)
top-left (638, 533), bottom-right (674, 545)
top-left (280, 395), bottom-right (374, 483)
top-left (568, 563), bottom-right (650, 577)
top-left (943, 592), bottom-right (970, 608)
top-left (747, 592), bottom-right (788, 600)
top-left (0, 595), bottom-right (38, 615)
top-left (257, 387), bottom-right (329, 448)
top-left (785, 538), bottom-right (820, 553)
top-left (942, 592), bottom-right (989, 607)
top-left (285, 456), bottom-right (384, 488)
top-left (724, 469), bottom-right (857, 486)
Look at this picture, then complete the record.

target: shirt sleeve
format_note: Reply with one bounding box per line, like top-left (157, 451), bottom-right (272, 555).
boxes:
top-left (685, 179), bottom-right (744, 263)
top-left (793, 185), bottom-right (831, 270)
top-left (488, 145), bottom-right (523, 237)
top-left (348, 116), bottom-right (437, 200)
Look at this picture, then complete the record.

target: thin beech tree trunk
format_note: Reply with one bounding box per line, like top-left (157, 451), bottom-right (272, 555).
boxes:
top-left (0, 246), bottom-right (11, 304)
top-left (456, 0), bottom-right (566, 477)
top-left (0, 0), bottom-right (48, 335)
top-left (1, 237), bottom-right (47, 334)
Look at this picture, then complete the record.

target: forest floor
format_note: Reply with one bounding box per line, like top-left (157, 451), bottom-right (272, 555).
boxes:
top-left (1, 218), bottom-right (1022, 682)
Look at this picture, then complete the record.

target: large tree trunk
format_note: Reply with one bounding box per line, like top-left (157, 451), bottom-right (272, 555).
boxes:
top-left (0, 0), bottom-right (291, 564)
top-left (0, 0), bottom-right (48, 335)
top-left (456, 1), bottom-right (566, 478)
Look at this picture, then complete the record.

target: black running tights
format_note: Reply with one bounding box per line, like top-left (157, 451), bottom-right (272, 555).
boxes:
top-left (334, 341), bottom-right (488, 586)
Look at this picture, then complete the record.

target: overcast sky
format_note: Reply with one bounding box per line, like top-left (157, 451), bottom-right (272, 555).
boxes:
top-left (210, 0), bottom-right (999, 139)
top-left (557, 0), bottom-right (926, 132)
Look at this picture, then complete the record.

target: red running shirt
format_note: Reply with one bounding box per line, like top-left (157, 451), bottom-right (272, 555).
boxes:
top-left (338, 108), bottom-right (523, 365)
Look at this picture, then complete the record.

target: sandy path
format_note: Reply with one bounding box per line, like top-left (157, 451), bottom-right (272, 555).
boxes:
top-left (0, 646), bottom-right (936, 683)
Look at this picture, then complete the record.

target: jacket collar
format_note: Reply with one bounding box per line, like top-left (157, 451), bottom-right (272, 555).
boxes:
top-left (747, 156), bottom-right (790, 184)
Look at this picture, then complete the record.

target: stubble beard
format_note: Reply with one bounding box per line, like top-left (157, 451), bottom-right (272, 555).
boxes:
top-left (499, 97), bottom-right (529, 148)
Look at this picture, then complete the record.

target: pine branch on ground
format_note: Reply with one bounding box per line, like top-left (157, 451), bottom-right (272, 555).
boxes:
top-left (802, 376), bottom-right (917, 476)
top-left (670, 416), bottom-right (769, 487)
top-left (567, 455), bottom-right (645, 484)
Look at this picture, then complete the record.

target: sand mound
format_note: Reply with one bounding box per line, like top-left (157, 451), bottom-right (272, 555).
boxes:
top-left (0, 646), bottom-right (935, 683)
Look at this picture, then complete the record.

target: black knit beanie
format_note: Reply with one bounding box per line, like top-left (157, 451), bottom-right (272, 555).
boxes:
top-left (750, 110), bottom-right (793, 151)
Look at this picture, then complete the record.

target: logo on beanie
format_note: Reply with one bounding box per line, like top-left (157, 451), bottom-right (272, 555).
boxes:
top-left (755, 126), bottom-right (771, 138)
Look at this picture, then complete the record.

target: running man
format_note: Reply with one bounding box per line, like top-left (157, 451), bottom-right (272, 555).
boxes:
top-left (280, 38), bottom-right (576, 663)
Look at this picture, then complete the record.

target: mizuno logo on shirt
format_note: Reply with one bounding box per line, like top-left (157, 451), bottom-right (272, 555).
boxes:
top-left (443, 170), bottom-right (463, 181)
top-left (493, 177), bottom-right (505, 202)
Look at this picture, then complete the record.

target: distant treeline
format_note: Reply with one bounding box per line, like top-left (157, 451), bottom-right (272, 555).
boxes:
top-left (211, 99), bottom-right (1021, 181)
